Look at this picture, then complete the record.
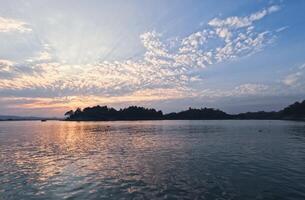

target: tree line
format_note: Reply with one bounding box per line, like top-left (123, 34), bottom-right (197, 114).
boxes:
top-left (65, 100), bottom-right (305, 121)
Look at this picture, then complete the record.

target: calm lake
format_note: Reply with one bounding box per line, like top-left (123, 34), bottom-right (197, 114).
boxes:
top-left (1, 120), bottom-right (305, 199)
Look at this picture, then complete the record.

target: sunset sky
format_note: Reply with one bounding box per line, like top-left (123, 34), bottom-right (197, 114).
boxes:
top-left (0, 0), bottom-right (305, 117)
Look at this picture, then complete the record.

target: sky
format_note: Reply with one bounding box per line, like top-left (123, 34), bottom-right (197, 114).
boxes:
top-left (0, 0), bottom-right (305, 117)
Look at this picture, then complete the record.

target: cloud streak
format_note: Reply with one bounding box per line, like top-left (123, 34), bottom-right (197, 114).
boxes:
top-left (208, 5), bottom-right (280, 28)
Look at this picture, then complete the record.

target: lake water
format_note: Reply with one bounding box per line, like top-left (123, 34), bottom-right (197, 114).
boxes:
top-left (1, 120), bottom-right (305, 200)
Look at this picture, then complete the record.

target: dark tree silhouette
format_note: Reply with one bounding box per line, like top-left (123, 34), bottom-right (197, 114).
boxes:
top-left (66, 105), bottom-right (163, 121)
top-left (64, 110), bottom-right (74, 117)
top-left (164, 107), bottom-right (231, 120)
top-left (279, 100), bottom-right (305, 119)
top-left (65, 100), bottom-right (305, 121)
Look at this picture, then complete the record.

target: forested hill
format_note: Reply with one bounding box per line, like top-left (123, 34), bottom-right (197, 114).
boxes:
top-left (279, 100), bottom-right (305, 120)
top-left (65, 106), bottom-right (163, 121)
top-left (163, 108), bottom-right (230, 120)
top-left (65, 100), bottom-right (305, 121)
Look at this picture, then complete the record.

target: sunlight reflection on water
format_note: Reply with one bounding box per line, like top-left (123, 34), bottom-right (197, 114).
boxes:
top-left (1, 120), bottom-right (305, 199)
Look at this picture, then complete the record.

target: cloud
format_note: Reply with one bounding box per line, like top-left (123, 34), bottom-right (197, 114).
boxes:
top-left (0, 83), bottom-right (272, 117)
top-left (26, 46), bottom-right (53, 63)
top-left (282, 63), bottom-right (305, 87)
top-left (0, 5), bottom-right (283, 115)
top-left (0, 87), bottom-right (195, 116)
top-left (0, 59), bottom-right (14, 72)
top-left (208, 5), bottom-right (280, 28)
top-left (276, 26), bottom-right (288, 33)
top-left (233, 83), bottom-right (269, 95)
top-left (196, 83), bottom-right (270, 99)
top-left (0, 17), bottom-right (32, 33)
top-left (283, 73), bottom-right (302, 86)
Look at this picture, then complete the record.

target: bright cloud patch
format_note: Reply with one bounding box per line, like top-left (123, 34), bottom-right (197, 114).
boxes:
top-left (0, 59), bottom-right (14, 72)
top-left (0, 17), bottom-right (31, 33)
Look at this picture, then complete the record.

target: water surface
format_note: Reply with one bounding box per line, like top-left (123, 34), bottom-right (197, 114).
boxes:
top-left (1, 120), bottom-right (305, 199)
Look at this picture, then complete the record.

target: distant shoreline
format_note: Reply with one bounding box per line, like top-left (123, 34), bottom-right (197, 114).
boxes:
top-left (1, 119), bottom-right (304, 122)
top-left (2, 99), bottom-right (304, 122)
top-left (0, 119), bottom-right (62, 122)
top-left (64, 100), bottom-right (305, 122)
top-left (65, 118), bottom-right (305, 122)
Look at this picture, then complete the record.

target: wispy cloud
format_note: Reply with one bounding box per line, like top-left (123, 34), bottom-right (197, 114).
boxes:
top-left (208, 5), bottom-right (280, 28)
top-left (276, 26), bottom-right (289, 33)
top-left (233, 83), bottom-right (269, 95)
top-left (0, 17), bottom-right (32, 33)
top-left (283, 63), bottom-right (305, 87)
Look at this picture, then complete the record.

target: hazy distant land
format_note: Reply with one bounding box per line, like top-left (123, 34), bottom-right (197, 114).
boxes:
top-left (0, 116), bottom-right (61, 121)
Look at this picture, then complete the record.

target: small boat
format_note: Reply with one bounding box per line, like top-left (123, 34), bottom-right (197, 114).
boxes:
top-left (41, 119), bottom-right (47, 122)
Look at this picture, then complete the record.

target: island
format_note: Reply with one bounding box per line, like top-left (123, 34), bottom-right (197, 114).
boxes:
top-left (64, 100), bottom-right (305, 121)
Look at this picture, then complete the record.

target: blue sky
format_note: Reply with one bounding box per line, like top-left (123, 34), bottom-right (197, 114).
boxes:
top-left (0, 0), bottom-right (305, 117)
